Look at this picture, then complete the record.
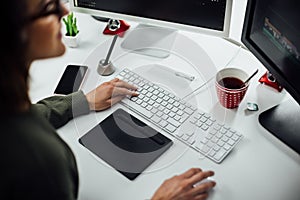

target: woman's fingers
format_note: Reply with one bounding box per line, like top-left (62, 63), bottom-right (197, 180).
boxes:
top-left (108, 78), bottom-right (139, 97)
top-left (112, 79), bottom-right (138, 90)
top-left (189, 170), bottom-right (215, 185)
top-left (180, 168), bottom-right (203, 179)
top-left (111, 86), bottom-right (139, 97)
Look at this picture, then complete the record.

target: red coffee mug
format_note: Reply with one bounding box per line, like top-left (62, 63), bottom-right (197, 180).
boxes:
top-left (215, 68), bottom-right (249, 109)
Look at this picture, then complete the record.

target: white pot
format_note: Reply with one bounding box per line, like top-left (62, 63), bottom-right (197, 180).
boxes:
top-left (63, 34), bottom-right (79, 48)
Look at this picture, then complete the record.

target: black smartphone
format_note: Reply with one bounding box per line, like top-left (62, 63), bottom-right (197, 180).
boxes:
top-left (54, 64), bottom-right (88, 95)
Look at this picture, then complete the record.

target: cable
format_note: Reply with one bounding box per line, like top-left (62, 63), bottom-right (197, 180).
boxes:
top-left (182, 45), bottom-right (243, 100)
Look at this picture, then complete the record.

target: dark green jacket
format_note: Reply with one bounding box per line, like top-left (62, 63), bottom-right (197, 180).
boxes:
top-left (0, 91), bottom-right (90, 200)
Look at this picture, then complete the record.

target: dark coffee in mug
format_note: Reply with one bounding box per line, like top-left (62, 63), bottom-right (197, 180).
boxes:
top-left (218, 77), bottom-right (244, 89)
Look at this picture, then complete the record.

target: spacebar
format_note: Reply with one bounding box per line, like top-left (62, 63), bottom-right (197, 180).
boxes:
top-left (121, 99), bottom-right (153, 119)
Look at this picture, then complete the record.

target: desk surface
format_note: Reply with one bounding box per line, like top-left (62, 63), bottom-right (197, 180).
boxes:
top-left (29, 1), bottom-right (300, 200)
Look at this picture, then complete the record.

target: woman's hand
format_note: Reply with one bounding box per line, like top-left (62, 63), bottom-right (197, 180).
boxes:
top-left (85, 78), bottom-right (138, 111)
top-left (151, 168), bottom-right (216, 200)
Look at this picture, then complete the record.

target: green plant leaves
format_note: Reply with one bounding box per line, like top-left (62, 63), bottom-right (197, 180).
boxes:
top-left (63, 12), bottom-right (79, 36)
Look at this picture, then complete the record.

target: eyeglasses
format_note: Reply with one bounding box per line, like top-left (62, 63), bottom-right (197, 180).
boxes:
top-left (28, 0), bottom-right (63, 22)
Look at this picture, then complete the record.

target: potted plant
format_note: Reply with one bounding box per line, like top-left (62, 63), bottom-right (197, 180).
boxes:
top-left (63, 12), bottom-right (79, 47)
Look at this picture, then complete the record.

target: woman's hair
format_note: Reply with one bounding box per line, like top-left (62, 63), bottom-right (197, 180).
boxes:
top-left (0, 0), bottom-right (30, 114)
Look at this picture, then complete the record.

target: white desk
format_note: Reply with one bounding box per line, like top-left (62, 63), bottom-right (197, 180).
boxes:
top-left (29, 1), bottom-right (300, 200)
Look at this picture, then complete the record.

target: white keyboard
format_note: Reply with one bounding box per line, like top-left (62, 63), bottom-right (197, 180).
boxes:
top-left (116, 68), bottom-right (243, 163)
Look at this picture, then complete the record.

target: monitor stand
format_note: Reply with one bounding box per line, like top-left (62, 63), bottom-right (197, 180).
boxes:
top-left (120, 24), bottom-right (178, 58)
top-left (259, 99), bottom-right (300, 154)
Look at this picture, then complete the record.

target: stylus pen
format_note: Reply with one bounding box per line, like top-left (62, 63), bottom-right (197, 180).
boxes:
top-left (175, 71), bottom-right (195, 81)
top-left (104, 34), bottom-right (118, 65)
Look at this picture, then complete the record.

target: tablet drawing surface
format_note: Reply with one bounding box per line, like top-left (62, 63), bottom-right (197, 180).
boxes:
top-left (79, 108), bottom-right (173, 180)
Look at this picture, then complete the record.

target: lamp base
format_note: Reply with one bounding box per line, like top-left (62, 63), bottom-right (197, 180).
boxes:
top-left (97, 59), bottom-right (115, 76)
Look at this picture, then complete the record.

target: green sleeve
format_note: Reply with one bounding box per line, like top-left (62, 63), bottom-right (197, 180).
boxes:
top-left (32, 91), bottom-right (90, 129)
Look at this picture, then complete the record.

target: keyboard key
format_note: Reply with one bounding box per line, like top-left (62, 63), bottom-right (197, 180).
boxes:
top-left (221, 135), bottom-right (229, 142)
top-left (174, 115), bottom-right (181, 121)
top-left (205, 133), bottom-right (213, 140)
top-left (213, 145), bottom-right (221, 152)
top-left (182, 134), bottom-right (189, 141)
top-left (184, 107), bottom-right (194, 115)
top-left (228, 139), bottom-right (235, 146)
top-left (187, 137), bottom-right (195, 145)
top-left (176, 131), bottom-right (184, 138)
top-left (151, 107), bottom-right (158, 114)
top-left (200, 116), bottom-right (207, 123)
top-left (167, 117), bottom-right (181, 128)
top-left (206, 119), bottom-right (214, 126)
top-left (151, 115), bottom-right (161, 124)
top-left (214, 148), bottom-right (227, 161)
top-left (159, 120), bottom-right (168, 128)
top-left (217, 140), bottom-right (225, 147)
top-left (209, 150), bottom-right (216, 157)
top-left (200, 145), bottom-right (210, 154)
top-left (166, 124), bottom-right (176, 133)
top-left (223, 144), bottom-right (232, 151)
top-left (232, 134), bottom-right (240, 141)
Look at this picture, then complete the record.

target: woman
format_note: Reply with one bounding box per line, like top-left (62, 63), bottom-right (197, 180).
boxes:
top-left (0, 0), bottom-right (216, 199)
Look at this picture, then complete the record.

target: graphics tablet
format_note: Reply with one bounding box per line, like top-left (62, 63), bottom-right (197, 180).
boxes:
top-left (79, 108), bottom-right (173, 180)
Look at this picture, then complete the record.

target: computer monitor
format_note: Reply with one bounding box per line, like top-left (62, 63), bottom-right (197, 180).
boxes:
top-left (71, 0), bottom-right (232, 37)
top-left (70, 0), bottom-right (234, 57)
top-left (242, 0), bottom-right (300, 154)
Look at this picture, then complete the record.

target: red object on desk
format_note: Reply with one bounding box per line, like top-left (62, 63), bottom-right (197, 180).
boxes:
top-left (259, 71), bottom-right (283, 92)
top-left (103, 20), bottom-right (130, 37)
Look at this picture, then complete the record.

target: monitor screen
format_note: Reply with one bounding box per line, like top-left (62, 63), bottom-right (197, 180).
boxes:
top-left (242, 0), bottom-right (300, 154)
top-left (242, 0), bottom-right (300, 104)
top-left (71, 0), bottom-right (233, 37)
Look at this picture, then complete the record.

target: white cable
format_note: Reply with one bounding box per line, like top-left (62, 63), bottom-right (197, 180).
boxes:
top-left (182, 45), bottom-right (243, 100)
